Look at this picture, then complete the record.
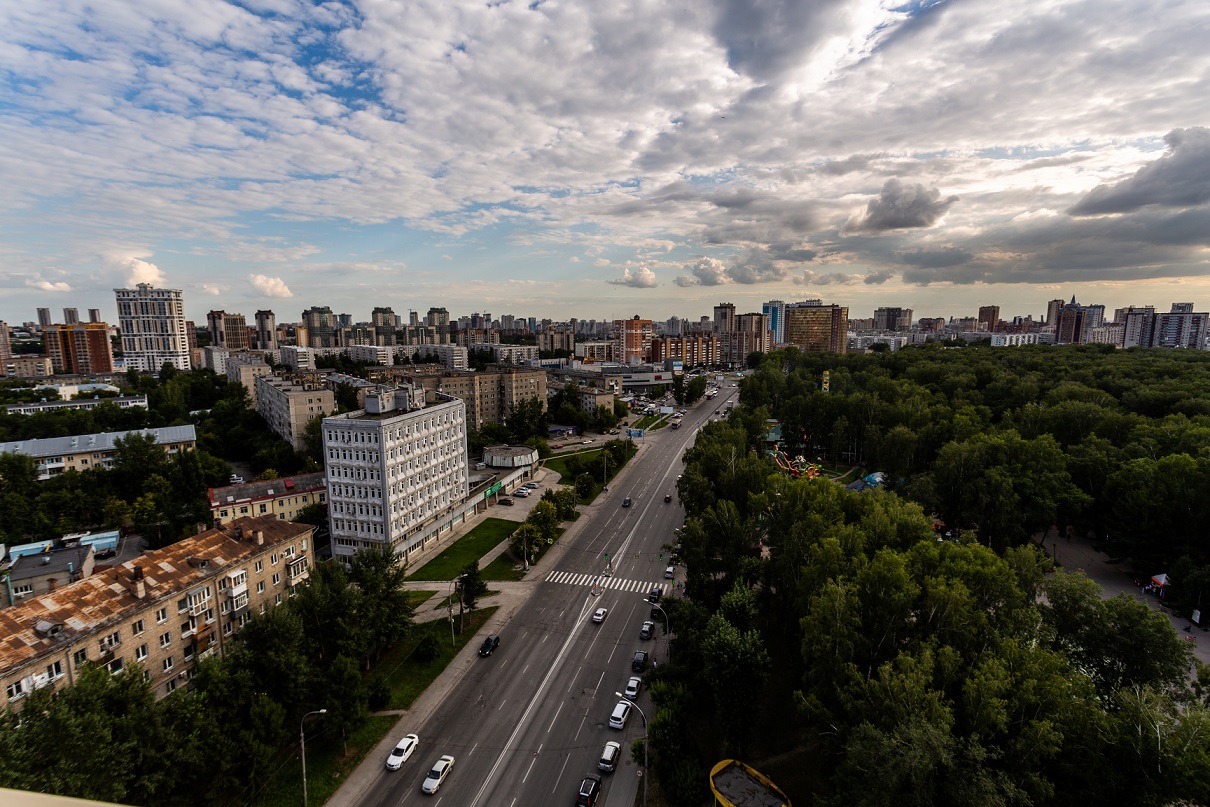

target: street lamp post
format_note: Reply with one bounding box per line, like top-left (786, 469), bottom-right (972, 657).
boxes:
top-left (645, 600), bottom-right (672, 662)
top-left (300, 708), bottom-right (327, 807)
top-left (615, 692), bottom-right (648, 807)
top-left (448, 574), bottom-right (466, 646)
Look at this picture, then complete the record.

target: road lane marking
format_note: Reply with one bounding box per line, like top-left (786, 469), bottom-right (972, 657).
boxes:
top-left (569, 665), bottom-right (581, 692)
top-left (552, 753), bottom-right (571, 793)
top-left (545, 572), bottom-right (667, 597)
top-left (574, 714), bottom-right (587, 742)
top-left (594, 670), bottom-right (604, 694)
top-left (546, 701), bottom-right (564, 733)
top-left (521, 743), bottom-right (543, 784)
top-left (497, 698), bottom-right (508, 711)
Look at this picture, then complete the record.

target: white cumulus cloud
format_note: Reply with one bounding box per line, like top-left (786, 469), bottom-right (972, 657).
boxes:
top-left (607, 266), bottom-right (658, 288)
top-left (248, 274), bottom-right (294, 298)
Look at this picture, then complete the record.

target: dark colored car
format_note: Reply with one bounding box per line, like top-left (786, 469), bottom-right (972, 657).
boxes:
top-left (498, 498), bottom-right (514, 506)
top-left (664, 493), bottom-right (672, 502)
top-left (632, 650), bottom-right (649, 672)
top-left (478, 634), bottom-right (500, 657)
top-left (575, 775), bottom-right (601, 806)
top-left (622, 497), bottom-right (632, 507)
top-left (649, 585), bottom-right (662, 603)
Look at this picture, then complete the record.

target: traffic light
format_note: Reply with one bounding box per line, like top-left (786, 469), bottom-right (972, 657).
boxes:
top-left (659, 554), bottom-right (663, 561)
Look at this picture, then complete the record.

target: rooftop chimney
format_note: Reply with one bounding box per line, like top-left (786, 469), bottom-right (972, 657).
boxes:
top-left (255, 530), bottom-right (264, 546)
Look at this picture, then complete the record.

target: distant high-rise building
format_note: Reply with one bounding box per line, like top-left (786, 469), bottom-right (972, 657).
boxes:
top-left (1054, 297), bottom-right (1086, 345)
top-left (409, 310), bottom-right (419, 327)
top-left (114, 284), bottom-right (191, 372)
top-left (62, 308), bottom-right (79, 325)
top-left (1123, 305), bottom-right (1208, 349)
top-left (36, 308), bottom-right (51, 328)
top-left (1046, 299), bottom-right (1065, 327)
top-left (762, 300), bottom-right (786, 342)
top-left (784, 302), bottom-right (848, 354)
top-left (88, 309), bottom-right (101, 324)
top-left (426, 307), bottom-right (451, 343)
top-left (729, 312), bottom-right (771, 364)
top-left (207, 310), bottom-right (250, 351)
top-left (301, 306), bottom-right (336, 348)
top-left (371, 307), bottom-right (397, 346)
top-left (1171, 302), bottom-right (1195, 314)
top-left (713, 303), bottom-right (736, 335)
top-left (0, 321), bottom-right (11, 363)
top-left (873, 307), bottom-right (912, 331)
top-left (614, 316), bottom-right (654, 365)
top-left (44, 323), bottom-right (116, 375)
top-left (255, 310), bottom-right (278, 351)
top-left (337, 313), bottom-right (353, 327)
top-left (977, 305), bottom-right (1000, 332)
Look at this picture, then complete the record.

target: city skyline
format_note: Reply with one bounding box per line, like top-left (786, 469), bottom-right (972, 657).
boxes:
top-left (2, 1), bottom-right (1209, 322)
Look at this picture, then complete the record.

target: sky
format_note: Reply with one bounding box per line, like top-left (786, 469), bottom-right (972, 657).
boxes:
top-left (2, 0), bottom-right (1209, 326)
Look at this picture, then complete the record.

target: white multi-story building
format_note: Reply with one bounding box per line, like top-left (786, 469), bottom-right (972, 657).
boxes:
top-left (488, 344), bottom-right (540, 364)
top-left (347, 344), bottom-right (393, 365)
top-left (395, 343), bottom-right (469, 371)
top-left (323, 387), bottom-right (469, 563)
top-left (114, 284), bottom-right (192, 372)
top-left (990, 333), bottom-right (1041, 347)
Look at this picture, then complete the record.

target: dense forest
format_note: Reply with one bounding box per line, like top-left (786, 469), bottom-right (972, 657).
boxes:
top-left (648, 344), bottom-right (1210, 806)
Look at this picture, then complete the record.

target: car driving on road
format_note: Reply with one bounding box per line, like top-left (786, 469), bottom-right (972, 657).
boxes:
top-left (478, 634), bottom-right (500, 657)
top-left (592, 607), bottom-right (608, 624)
top-left (575, 775), bottom-right (602, 806)
top-left (385, 733), bottom-right (418, 770)
top-left (622, 496), bottom-right (632, 507)
top-left (420, 755), bottom-right (455, 794)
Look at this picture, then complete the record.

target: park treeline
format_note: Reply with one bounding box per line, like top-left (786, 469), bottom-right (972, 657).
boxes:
top-left (643, 343), bottom-right (1210, 807)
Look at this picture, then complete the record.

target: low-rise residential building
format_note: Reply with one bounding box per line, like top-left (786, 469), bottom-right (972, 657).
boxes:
top-left (574, 341), bottom-right (614, 362)
top-left (2, 546), bottom-right (96, 608)
top-left (0, 425), bottom-right (197, 480)
top-left (2, 356), bottom-right (53, 378)
top-left (0, 517), bottom-right (314, 706)
top-left (254, 375), bottom-right (336, 451)
top-left (4, 395), bottom-right (148, 415)
top-left (488, 344), bottom-right (539, 364)
top-left (208, 472), bottom-right (327, 525)
top-left (990, 333), bottom-right (1042, 347)
top-left (395, 343), bottom-right (469, 371)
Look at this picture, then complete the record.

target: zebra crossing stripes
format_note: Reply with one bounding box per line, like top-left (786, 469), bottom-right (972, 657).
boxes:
top-left (544, 570), bottom-right (668, 595)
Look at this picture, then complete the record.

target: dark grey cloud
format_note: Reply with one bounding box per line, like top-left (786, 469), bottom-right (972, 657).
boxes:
top-left (863, 269), bottom-right (895, 285)
top-left (847, 179), bottom-right (959, 233)
top-left (1070, 127), bottom-right (1210, 215)
top-left (711, 0), bottom-right (851, 81)
top-left (895, 247), bottom-right (973, 267)
top-left (794, 269), bottom-right (854, 286)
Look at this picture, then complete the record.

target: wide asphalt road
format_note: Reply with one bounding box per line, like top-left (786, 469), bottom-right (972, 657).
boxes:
top-left (357, 381), bottom-right (740, 807)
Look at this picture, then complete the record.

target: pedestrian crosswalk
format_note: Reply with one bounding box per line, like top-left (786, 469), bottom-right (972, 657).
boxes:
top-left (544, 570), bottom-right (668, 595)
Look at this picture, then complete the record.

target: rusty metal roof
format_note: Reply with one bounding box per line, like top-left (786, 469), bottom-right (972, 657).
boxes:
top-left (0, 517), bottom-right (312, 675)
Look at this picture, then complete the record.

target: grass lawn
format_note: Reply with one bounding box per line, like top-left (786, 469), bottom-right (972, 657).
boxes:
top-left (405, 589), bottom-right (438, 610)
top-left (406, 519), bottom-right (517, 581)
top-left (380, 606), bottom-right (499, 709)
top-left (482, 553), bottom-right (527, 581)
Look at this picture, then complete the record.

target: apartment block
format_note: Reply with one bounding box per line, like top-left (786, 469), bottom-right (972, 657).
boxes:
top-left (206, 310), bottom-right (250, 351)
top-left (4, 395), bottom-right (149, 416)
top-left (649, 335), bottom-right (720, 367)
top-left (0, 425), bottom-right (197, 480)
top-left (323, 388), bottom-right (469, 562)
top-left (114, 284), bottom-right (191, 372)
top-left (43, 323), bottom-right (115, 375)
top-left (390, 366), bottom-right (547, 431)
top-left (0, 321), bottom-right (13, 363)
top-left (613, 316), bottom-right (653, 365)
top-left (574, 341), bottom-right (614, 362)
top-left (208, 472), bottom-right (327, 524)
top-left (488, 344), bottom-right (539, 364)
top-left (255, 310), bottom-right (278, 351)
top-left (254, 375), bottom-right (336, 451)
top-left (225, 358), bottom-right (273, 407)
top-left (0, 517), bottom-right (314, 706)
top-left (726, 312), bottom-right (770, 364)
top-left (873, 307), bottom-right (913, 331)
top-left (301, 306), bottom-right (336, 348)
top-left (784, 303), bottom-right (849, 354)
top-left (538, 329), bottom-right (575, 354)
top-left (3, 545), bottom-right (97, 608)
top-left (762, 301), bottom-right (786, 343)
top-left (2, 356), bottom-right (53, 379)
top-left (395, 343), bottom-right (469, 371)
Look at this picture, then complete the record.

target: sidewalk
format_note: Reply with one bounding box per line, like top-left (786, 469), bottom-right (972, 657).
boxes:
top-left (325, 440), bottom-right (652, 807)
top-left (1046, 527), bottom-right (1210, 665)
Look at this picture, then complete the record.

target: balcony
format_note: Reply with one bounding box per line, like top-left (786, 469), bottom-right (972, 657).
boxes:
top-left (225, 580), bottom-right (247, 599)
top-left (231, 592), bottom-right (249, 613)
top-left (286, 559), bottom-right (310, 585)
top-left (180, 622), bottom-right (197, 640)
top-left (187, 599), bottom-right (209, 617)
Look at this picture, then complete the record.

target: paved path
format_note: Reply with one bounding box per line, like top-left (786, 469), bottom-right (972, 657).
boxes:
top-left (1046, 527), bottom-right (1210, 664)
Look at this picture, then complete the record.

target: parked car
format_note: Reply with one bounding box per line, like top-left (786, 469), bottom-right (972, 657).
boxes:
top-left (624, 675), bottom-right (642, 700)
top-left (524, 481), bottom-right (539, 489)
top-left (649, 585), bottom-right (662, 603)
top-left (514, 489), bottom-right (530, 497)
top-left (385, 733), bottom-right (418, 770)
top-left (592, 607), bottom-right (608, 624)
top-left (478, 634), bottom-right (500, 657)
top-left (639, 621), bottom-right (654, 640)
top-left (665, 565), bottom-right (675, 579)
top-left (599, 741), bottom-right (621, 772)
top-left (498, 498), bottom-right (514, 506)
top-left (609, 699), bottom-right (633, 729)
top-left (420, 755), bottom-right (455, 794)
top-left (622, 497), bottom-right (632, 507)
top-left (575, 775), bottom-right (602, 806)
top-left (553, 443), bottom-right (565, 449)
top-left (582, 439), bottom-right (593, 444)
top-left (632, 650), bottom-right (649, 672)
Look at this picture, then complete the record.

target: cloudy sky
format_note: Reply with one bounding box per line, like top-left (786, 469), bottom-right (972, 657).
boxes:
top-left (2, 0), bottom-right (1209, 325)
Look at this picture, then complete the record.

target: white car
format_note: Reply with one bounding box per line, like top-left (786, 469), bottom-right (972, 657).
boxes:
top-left (385, 734), bottom-right (418, 770)
top-left (592, 607), bottom-right (608, 624)
top-left (624, 676), bottom-right (642, 700)
top-left (421, 755), bottom-right (455, 794)
top-left (514, 488), bottom-right (530, 497)
top-left (609, 700), bottom-right (632, 729)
